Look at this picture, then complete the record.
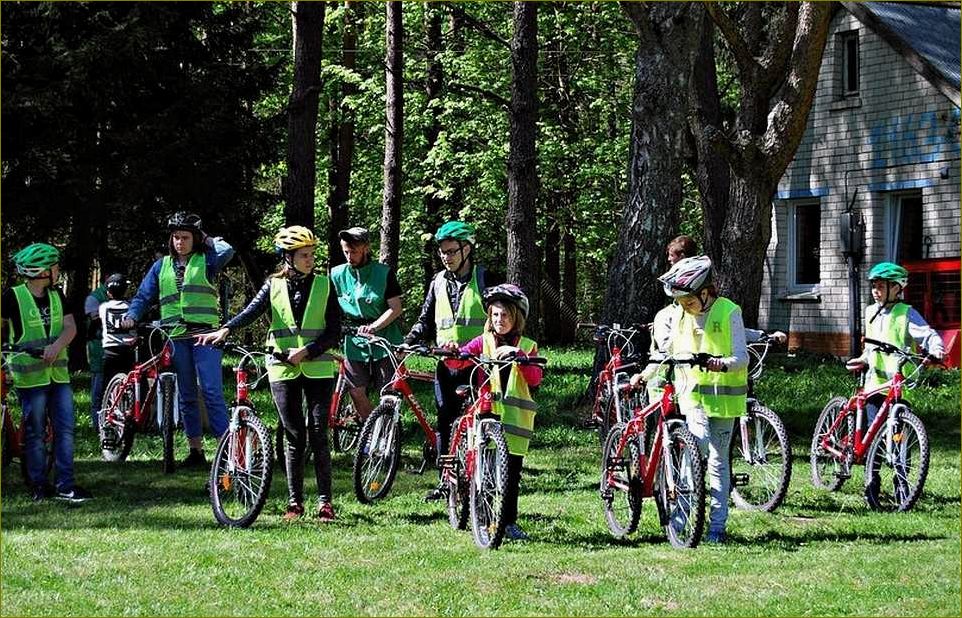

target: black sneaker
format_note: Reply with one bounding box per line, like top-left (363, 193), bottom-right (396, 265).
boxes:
top-left (55, 486), bottom-right (92, 504)
top-left (31, 483), bottom-right (55, 502)
top-left (181, 449), bottom-right (207, 469)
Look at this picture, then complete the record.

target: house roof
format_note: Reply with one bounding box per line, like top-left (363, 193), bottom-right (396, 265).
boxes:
top-left (842, 1), bottom-right (961, 106)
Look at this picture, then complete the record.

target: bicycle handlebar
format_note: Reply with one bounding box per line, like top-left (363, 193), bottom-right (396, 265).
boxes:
top-left (862, 337), bottom-right (941, 368)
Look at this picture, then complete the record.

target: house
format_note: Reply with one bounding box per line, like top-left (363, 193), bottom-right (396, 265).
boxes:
top-left (760, 1), bottom-right (961, 365)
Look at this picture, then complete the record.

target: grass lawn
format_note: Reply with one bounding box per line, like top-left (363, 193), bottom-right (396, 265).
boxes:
top-left (1, 347), bottom-right (959, 616)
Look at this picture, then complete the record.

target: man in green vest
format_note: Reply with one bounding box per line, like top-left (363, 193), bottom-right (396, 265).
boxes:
top-left (330, 227), bottom-right (403, 423)
top-left (403, 221), bottom-right (503, 500)
top-left (2, 243), bottom-right (91, 502)
top-left (84, 275), bottom-right (109, 429)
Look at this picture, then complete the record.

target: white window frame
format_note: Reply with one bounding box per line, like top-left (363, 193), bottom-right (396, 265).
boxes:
top-left (786, 200), bottom-right (822, 293)
top-left (885, 190), bottom-right (923, 262)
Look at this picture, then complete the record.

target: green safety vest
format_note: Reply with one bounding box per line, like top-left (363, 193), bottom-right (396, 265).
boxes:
top-left (331, 261), bottom-right (402, 362)
top-left (433, 267), bottom-right (486, 345)
top-left (158, 254), bottom-right (219, 335)
top-left (266, 275), bottom-right (336, 382)
top-left (485, 333), bottom-right (538, 456)
top-left (86, 284), bottom-right (108, 372)
top-left (7, 285), bottom-right (69, 388)
top-left (671, 297), bottom-right (747, 418)
top-left (865, 302), bottom-right (916, 390)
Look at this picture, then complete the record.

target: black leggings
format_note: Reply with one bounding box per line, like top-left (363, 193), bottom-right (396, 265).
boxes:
top-left (270, 376), bottom-right (335, 505)
top-left (503, 453), bottom-right (524, 526)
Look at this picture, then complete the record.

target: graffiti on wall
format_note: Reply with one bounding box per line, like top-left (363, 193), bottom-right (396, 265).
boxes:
top-left (868, 108), bottom-right (961, 169)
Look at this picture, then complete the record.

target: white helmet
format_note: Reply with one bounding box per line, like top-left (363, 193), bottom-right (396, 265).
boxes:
top-left (658, 255), bottom-right (712, 298)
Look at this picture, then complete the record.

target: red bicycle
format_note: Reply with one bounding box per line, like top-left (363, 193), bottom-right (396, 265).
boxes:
top-left (351, 336), bottom-right (438, 503)
top-left (1, 345), bottom-right (54, 483)
top-left (810, 337), bottom-right (933, 512)
top-left (581, 323), bottom-right (646, 445)
top-left (600, 354), bottom-right (708, 548)
top-left (98, 322), bottom-right (178, 474)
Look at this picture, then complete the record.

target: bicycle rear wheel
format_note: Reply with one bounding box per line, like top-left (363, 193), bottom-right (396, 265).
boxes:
top-left (352, 401), bottom-right (401, 503)
top-left (810, 396), bottom-right (851, 491)
top-left (657, 423), bottom-right (705, 549)
top-left (864, 407), bottom-right (929, 512)
top-left (209, 408), bottom-right (274, 528)
top-left (99, 374), bottom-right (135, 462)
top-left (331, 389), bottom-right (360, 453)
top-left (599, 422), bottom-right (642, 538)
top-left (469, 421), bottom-right (509, 550)
top-left (730, 404), bottom-right (792, 512)
top-left (159, 373), bottom-right (176, 474)
top-left (445, 418), bottom-right (470, 530)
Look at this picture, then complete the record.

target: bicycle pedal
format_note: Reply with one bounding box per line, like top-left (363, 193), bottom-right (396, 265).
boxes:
top-left (834, 470), bottom-right (851, 480)
top-left (606, 457), bottom-right (627, 471)
top-left (437, 454), bottom-right (457, 470)
top-left (732, 473), bottom-right (750, 487)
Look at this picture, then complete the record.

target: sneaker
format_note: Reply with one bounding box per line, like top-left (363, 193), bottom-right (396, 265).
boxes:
top-left (424, 485), bottom-right (444, 502)
top-left (55, 486), bottom-right (92, 504)
top-left (282, 503), bottom-right (305, 522)
top-left (181, 449), bottom-right (207, 469)
top-left (316, 502), bottom-right (336, 523)
top-left (31, 483), bottom-right (55, 502)
top-left (706, 529), bottom-right (727, 544)
top-left (505, 523), bottom-right (529, 541)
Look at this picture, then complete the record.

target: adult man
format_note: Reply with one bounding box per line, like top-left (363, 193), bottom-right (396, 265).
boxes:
top-left (330, 227), bottom-right (403, 422)
top-left (404, 221), bottom-right (502, 500)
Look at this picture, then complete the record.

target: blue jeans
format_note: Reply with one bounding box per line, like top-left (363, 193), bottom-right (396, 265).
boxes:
top-left (90, 371), bottom-right (104, 429)
top-left (171, 340), bottom-right (228, 440)
top-left (18, 382), bottom-right (76, 491)
top-left (686, 410), bottom-right (735, 535)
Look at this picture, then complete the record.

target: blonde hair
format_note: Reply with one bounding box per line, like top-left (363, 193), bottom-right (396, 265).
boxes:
top-left (484, 300), bottom-right (526, 337)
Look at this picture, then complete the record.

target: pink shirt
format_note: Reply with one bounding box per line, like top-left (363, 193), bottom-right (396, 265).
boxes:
top-left (460, 333), bottom-right (543, 411)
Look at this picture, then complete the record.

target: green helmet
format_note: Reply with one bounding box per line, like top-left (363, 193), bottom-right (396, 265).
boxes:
top-left (13, 243), bottom-right (61, 278)
top-left (435, 221), bottom-right (476, 245)
top-left (868, 261), bottom-right (908, 287)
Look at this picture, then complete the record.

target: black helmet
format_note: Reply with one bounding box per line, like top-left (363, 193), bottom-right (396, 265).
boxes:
top-left (482, 284), bottom-right (530, 319)
top-left (167, 212), bottom-right (203, 233)
top-left (105, 273), bottom-right (129, 298)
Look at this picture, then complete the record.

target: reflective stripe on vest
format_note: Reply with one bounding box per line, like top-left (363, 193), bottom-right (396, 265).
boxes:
top-left (485, 333), bottom-right (538, 456)
top-left (266, 276), bottom-right (335, 382)
top-left (671, 297), bottom-right (747, 418)
top-left (434, 267), bottom-right (486, 345)
top-left (8, 285), bottom-right (69, 387)
top-left (158, 254), bottom-right (219, 335)
top-left (865, 302), bottom-right (914, 390)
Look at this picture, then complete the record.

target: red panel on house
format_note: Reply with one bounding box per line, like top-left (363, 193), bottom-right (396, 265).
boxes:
top-left (902, 258), bottom-right (961, 368)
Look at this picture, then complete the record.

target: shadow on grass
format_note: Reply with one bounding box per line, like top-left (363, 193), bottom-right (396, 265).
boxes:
top-left (734, 528), bottom-right (948, 551)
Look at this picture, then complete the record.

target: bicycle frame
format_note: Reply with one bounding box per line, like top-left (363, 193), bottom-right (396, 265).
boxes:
top-left (589, 324), bottom-right (643, 425)
top-left (101, 330), bottom-right (174, 434)
top-left (817, 369), bottom-right (905, 465)
top-left (369, 338), bottom-right (438, 452)
top-left (224, 347), bottom-right (271, 475)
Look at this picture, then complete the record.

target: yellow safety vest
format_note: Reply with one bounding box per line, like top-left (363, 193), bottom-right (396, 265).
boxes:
top-left (864, 302), bottom-right (915, 390)
top-left (266, 275), bottom-right (336, 382)
top-left (434, 267), bottom-right (486, 345)
top-left (7, 285), bottom-right (69, 387)
top-left (158, 254), bottom-right (219, 335)
top-left (484, 333), bottom-right (538, 456)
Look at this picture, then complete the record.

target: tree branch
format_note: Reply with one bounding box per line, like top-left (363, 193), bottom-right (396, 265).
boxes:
top-left (448, 81), bottom-right (509, 109)
top-left (705, 3), bottom-right (761, 79)
top-left (449, 5), bottom-right (510, 50)
top-left (759, 3), bottom-right (800, 96)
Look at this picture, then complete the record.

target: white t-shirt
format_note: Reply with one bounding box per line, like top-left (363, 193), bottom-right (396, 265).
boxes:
top-left (100, 300), bottom-right (137, 349)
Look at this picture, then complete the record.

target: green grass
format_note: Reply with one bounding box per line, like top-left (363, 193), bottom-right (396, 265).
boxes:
top-left (1, 348), bottom-right (959, 616)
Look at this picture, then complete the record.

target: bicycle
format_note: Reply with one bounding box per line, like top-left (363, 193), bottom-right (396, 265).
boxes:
top-left (439, 351), bottom-right (547, 549)
top-left (581, 322), bottom-right (647, 445)
top-left (728, 332), bottom-right (792, 512)
top-left (98, 322), bottom-right (179, 474)
top-left (0, 345), bottom-right (55, 483)
top-left (599, 354), bottom-right (708, 549)
top-left (810, 337), bottom-right (933, 512)
top-left (351, 337), bottom-right (438, 503)
top-left (209, 343), bottom-right (275, 528)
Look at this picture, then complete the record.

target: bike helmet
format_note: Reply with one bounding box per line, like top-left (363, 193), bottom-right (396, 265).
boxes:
top-left (483, 283), bottom-right (529, 319)
top-left (13, 243), bottom-right (60, 277)
top-left (868, 261), bottom-right (908, 288)
top-left (435, 221), bottom-right (476, 245)
top-left (658, 255), bottom-right (712, 298)
top-left (105, 273), bottom-right (129, 298)
top-left (167, 212), bottom-right (203, 232)
top-left (274, 225), bottom-right (319, 252)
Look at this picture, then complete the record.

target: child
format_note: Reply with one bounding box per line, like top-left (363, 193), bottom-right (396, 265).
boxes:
top-left (99, 274), bottom-right (138, 390)
top-left (453, 284), bottom-right (543, 541)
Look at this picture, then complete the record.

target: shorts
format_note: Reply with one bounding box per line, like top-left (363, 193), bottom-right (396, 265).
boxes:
top-left (344, 356), bottom-right (394, 393)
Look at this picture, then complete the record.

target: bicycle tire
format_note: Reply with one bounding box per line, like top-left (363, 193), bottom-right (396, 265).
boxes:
top-left (209, 408), bottom-right (274, 528)
top-left (159, 373), bottom-right (176, 474)
top-left (352, 401), bottom-right (401, 503)
top-left (864, 407), bottom-right (929, 512)
top-left (730, 404), bottom-right (792, 512)
top-left (657, 423), bottom-right (705, 549)
top-left (469, 421), bottom-right (509, 550)
top-left (600, 422), bottom-right (642, 538)
top-left (331, 390), bottom-right (360, 453)
top-left (99, 374), bottom-right (135, 462)
top-left (810, 396), bottom-right (851, 492)
top-left (446, 417), bottom-right (470, 530)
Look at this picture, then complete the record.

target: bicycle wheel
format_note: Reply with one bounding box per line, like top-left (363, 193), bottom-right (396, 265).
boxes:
top-left (159, 373), bottom-right (176, 474)
top-left (469, 421), bottom-right (509, 550)
top-left (730, 404), bottom-right (792, 512)
top-left (599, 422), bottom-right (642, 538)
top-left (445, 418), bottom-right (470, 530)
top-left (99, 374), bottom-right (135, 462)
top-left (810, 396), bottom-right (852, 492)
top-left (209, 408), bottom-right (274, 528)
top-left (864, 407), bottom-right (929, 512)
top-left (331, 390), bottom-right (361, 453)
top-left (352, 401), bottom-right (401, 503)
top-left (656, 423), bottom-right (705, 549)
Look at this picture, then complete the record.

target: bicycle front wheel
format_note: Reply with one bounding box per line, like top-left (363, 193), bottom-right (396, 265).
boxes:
top-left (657, 424), bottom-right (705, 549)
top-left (730, 404), bottom-right (792, 512)
top-left (469, 422), bottom-right (509, 550)
top-left (159, 373), bottom-right (176, 474)
top-left (810, 396), bottom-right (852, 492)
top-left (864, 408), bottom-right (929, 512)
top-left (352, 401), bottom-right (401, 503)
top-left (599, 422), bottom-right (642, 538)
top-left (209, 408), bottom-right (274, 528)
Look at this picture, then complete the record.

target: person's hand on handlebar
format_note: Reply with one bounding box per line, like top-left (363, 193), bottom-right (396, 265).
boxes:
top-left (356, 324), bottom-right (376, 337)
top-left (922, 353), bottom-right (943, 367)
top-left (42, 342), bottom-right (62, 365)
top-left (705, 357), bottom-right (727, 372)
top-left (195, 327), bottom-right (229, 347)
top-left (439, 340), bottom-right (460, 352)
top-left (494, 345), bottom-right (521, 360)
top-left (769, 330), bottom-right (787, 345)
top-left (120, 317), bottom-right (136, 330)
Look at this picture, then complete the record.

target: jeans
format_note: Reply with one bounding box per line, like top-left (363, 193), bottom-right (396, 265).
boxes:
top-left (270, 376), bottom-right (334, 505)
top-left (686, 409), bottom-right (735, 534)
top-left (89, 371), bottom-right (104, 429)
top-left (170, 340), bottom-right (228, 439)
top-left (18, 382), bottom-right (76, 491)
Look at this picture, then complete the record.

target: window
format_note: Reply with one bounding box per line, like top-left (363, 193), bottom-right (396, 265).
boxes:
top-left (886, 191), bottom-right (924, 261)
top-left (839, 30), bottom-right (859, 97)
top-left (788, 201), bottom-right (822, 290)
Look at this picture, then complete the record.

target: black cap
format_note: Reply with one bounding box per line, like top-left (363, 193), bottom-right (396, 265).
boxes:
top-left (338, 227), bottom-right (370, 244)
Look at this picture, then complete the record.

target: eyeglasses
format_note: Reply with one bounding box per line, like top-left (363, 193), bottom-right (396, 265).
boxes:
top-left (438, 248), bottom-right (461, 258)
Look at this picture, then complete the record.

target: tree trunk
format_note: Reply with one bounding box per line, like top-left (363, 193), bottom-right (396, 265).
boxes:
top-left (421, 1), bottom-right (444, 290)
top-left (378, 1), bottom-right (403, 272)
top-left (285, 1), bottom-right (325, 228)
top-left (506, 1), bottom-right (540, 336)
top-left (327, 1), bottom-right (358, 268)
